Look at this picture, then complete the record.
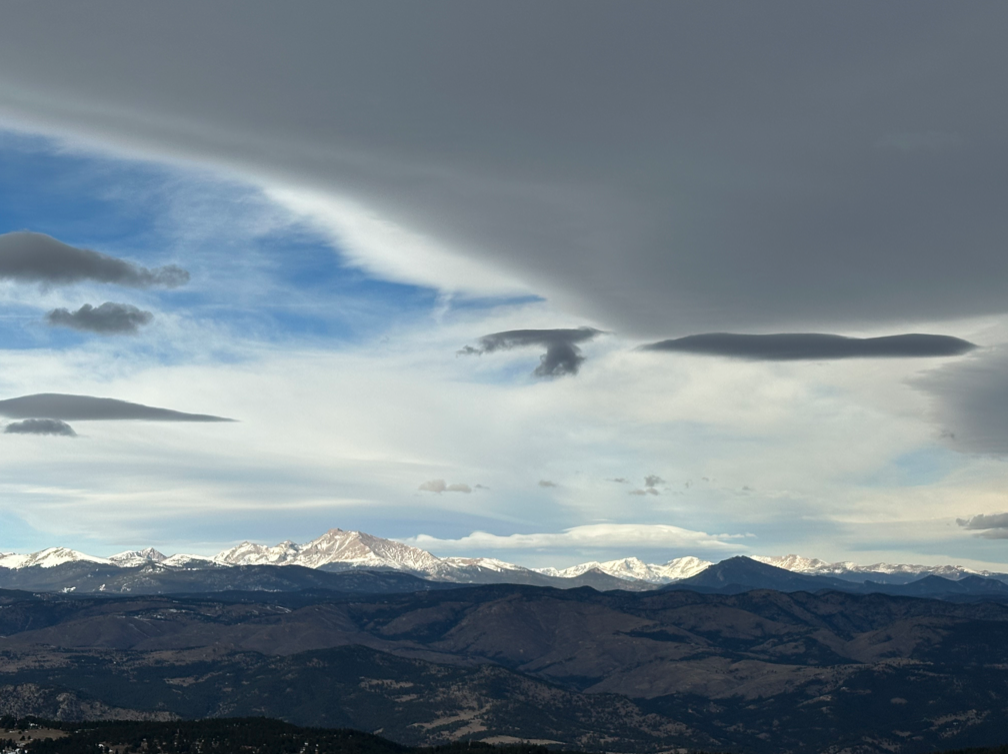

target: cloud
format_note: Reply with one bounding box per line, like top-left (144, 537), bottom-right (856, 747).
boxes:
top-left (5, 5), bottom-right (1008, 337)
top-left (875, 131), bottom-right (963, 151)
top-left (956, 513), bottom-right (1008, 539)
top-left (4, 418), bottom-right (76, 437)
top-left (407, 523), bottom-right (745, 552)
top-left (0, 394), bottom-right (232, 422)
top-left (644, 475), bottom-right (664, 488)
top-left (915, 347), bottom-right (1008, 455)
top-left (459, 327), bottom-right (601, 377)
top-left (609, 477), bottom-right (629, 484)
top-left (538, 479), bottom-right (558, 488)
top-left (641, 333), bottom-right (978, 361)
top-left (418, 479), bottom-right (472, 494)
top-left (0, 231), bottom-right (189, 288)
top-left (629, 488), bottom-right (658, 496)
top-left (46, 302), bottom-right (154, 334)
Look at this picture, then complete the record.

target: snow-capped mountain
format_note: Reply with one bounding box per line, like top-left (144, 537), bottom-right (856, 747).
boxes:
top-left (0, 547), bottom-right (110, 569)
top-left (3, 533), bottom-right (1004, 591)
top-left (754, 554), bottom-right (993, 582)
top-left (214, 529), bottom-right (447, 574)
top-left (536, 556), bottom-right (711, 584)
top-left (109, 547), bottom-right (168, 567)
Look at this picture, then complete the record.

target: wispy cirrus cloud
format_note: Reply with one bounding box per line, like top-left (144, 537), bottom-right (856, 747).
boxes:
top-left (641, 333), bottom-right (977, 361)
top-left (0, 231), bottom-right (189, 288)
top-left (46, 302), bottom-right (154, 334)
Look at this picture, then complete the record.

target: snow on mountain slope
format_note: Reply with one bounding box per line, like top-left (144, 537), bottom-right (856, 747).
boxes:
top-left (538, 556), bottom-right (711, 583)
top-left (214, 528), bottom-right (448, 575)
top-left (109, 548), bottom-right (168, 567)
top-left (0, 547), bottom-right (111, 569)
top-left (162, 553), bottom-right (214, 568)
top-left (754, 554), bottom-right (992, 580)
top-left (4, 533), bottom-right (1002, 588)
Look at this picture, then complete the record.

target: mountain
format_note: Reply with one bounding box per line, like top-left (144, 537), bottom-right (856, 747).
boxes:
top-left (214, 529), bottom-right (446, 573)
top-left (754, 553), bottom-right (1005, 583)
top-left (3, 532), bottom-right (1008, 595)
top-left (673, 555), bottom-right (854, 593)
top-left (108, 547), bottom-right (168, 567)
top-left (536, 555), bottom-right (711, 583)
top-left (0, 547), bottom-right (110, 569)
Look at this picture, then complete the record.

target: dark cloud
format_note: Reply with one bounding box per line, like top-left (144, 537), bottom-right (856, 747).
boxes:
top-left (538, 479), bottom-right (558, 488)
top-left (915, 348), bottom-right (1008, 456)
top-left (0, 394), bottom-right (232, 422)
top-left (46, 302), bottom-right (154, 334)
top-left (956, 513), bottom-right (1008, 539)
top-left (641, 333), bottom-right (977, 361)
top-left (460, 328), bottom-right (601, 377)
top-left (3, 6), bottom-right (1008, 334)
top-left (644, 475), bottom-right (665, 489)
top-left (4, 418), bottom-right (76, 437)
top-left (0, 232), bottom-right (189, 288)
top-left (418, 479), bottom-right (471, 494)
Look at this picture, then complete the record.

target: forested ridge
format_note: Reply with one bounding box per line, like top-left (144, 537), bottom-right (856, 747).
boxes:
top-left (1, 719), bottom-right (564, 754)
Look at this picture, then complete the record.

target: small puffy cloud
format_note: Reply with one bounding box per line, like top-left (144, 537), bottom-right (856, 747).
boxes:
top-left (46, 302), bottom-right (154, 334)
top-left (459, 327), bottom-right (602, 377)
top-left (629, 488), bottom-right (659, 496)
top-left (0, 231), bottom-right (189, 288)
top-left (609, 477), bottom-right (629, 484)
top-left (956, 513), bottom-right (1008, 539)
top-left (4, 418), bottom-right (76, 437)
top-left (644, 475), bottom-right (665, 489)
top-left (418, 479), bottom-right (472, 494)
top-left (538, 479), bottom-right (558, 488)
top-left (0, 394), bottom-right (232, 422)
top-left (641, 333), bottom-right (977, 361)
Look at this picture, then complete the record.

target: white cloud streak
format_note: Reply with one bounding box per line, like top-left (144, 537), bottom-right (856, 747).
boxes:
top-left (407, 523), bottom-right (747, 553)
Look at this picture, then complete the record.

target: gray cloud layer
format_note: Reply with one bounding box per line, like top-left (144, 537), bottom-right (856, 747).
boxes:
top-left (641, 333), bottom-right (977, 361)
top-left (0, 394), bottom-right (232, 422)
top-left (2, 5), bottom-right (1007, 334)
top-left (4, 418), bottom-right (76, 437)
top-left (0, 232), bottom-right (189, 288)
top-left (46, 302), bottom-right (154, 334)
top-left (916, 348), bottom-right (1008, 456)
top-left (461, 328), bottom-right (601, 377)
top-left (956, 513), bottom-right (1008, 539)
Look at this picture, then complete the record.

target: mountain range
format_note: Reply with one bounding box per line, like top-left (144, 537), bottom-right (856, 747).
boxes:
top-left (2, 528), bottom-right (1006, 596)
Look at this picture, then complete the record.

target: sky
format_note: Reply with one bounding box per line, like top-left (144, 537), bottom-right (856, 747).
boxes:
top-left (0, 2), bottom-right (1007, 570)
